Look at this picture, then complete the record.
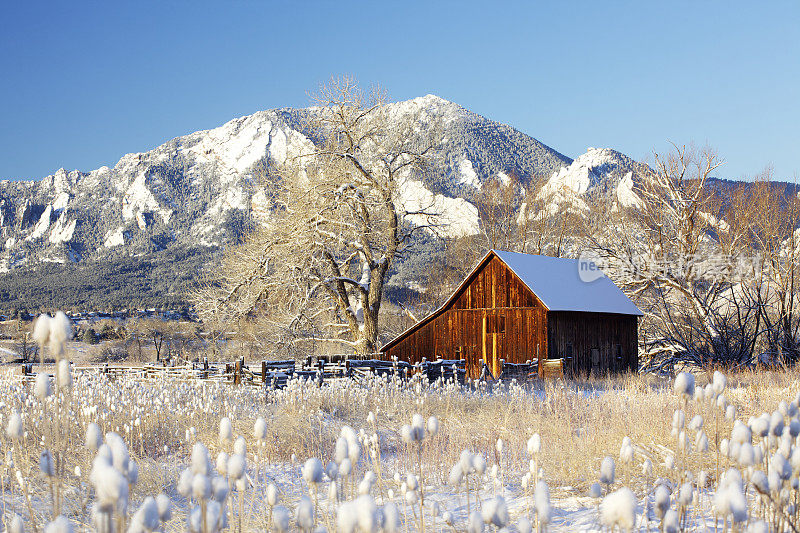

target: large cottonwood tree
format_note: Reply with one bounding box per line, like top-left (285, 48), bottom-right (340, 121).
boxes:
top-left (195, 78), bottom-right (442, 354)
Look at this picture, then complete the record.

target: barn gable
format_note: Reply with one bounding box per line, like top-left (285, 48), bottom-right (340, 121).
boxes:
top-left (450, 252), bottom-right (545, 310)
top-left (382, 251), bottom-right (542, 351)
top-left (382, 252), bottom-right (547, 376)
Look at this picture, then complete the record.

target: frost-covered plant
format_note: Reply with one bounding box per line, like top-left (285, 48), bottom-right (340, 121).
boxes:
top-left (334, 426), bottom-right (361, 501)
top-left (467, 510), bottom-right (484, 533)
top-left (177, 441), bottom-right (233, 533)
top-left (654, 484), bottom-right (670, 521)
top-left (34, 373), bottom-right (52, 400)
top-left (618, 436), bottom-right (635, 486)
top-left (6, 411), bottom-right (23, 440)
top-left (294, 496), bottom-right (315, 532)
top-left (534, 480), bottom-right (551, 531)
top-left (128, 496), bottom-right (162, 533)
top-left (44, 515), bottom-right (73, 533)
top-left (480, 495), bottom-right (509, 528)
top-left (673, 372), bottom-right (695, 399)
top-left (599, 456), bottom-right (615, 493)
top-left (714, 468), bottom-right (748, 527)
top-left (7, 514), bottom-right (25, 533)
top-left (336, 494), bottom-right (382, 533)
top-left (253, 416), bottom-right (267, 443)
top-left (32, 312), bottom-right (72, 363)
top-left (32, 314), bottom-right (53, 364)
top-left (218, 417), bottom-right (233, 446)
top-left (448, 448), bottom-right (487, 519)
top-left (5, 346), bottom-right (800, 531)
top-left (265, 483), bottom-right (279, 530)
top-left (676, 482), bottom-right (693, 529)
top-left (56, 360), bottom-right (72, 391)
top-left (600, 487), bottom-right (637, 532)
top-left (90, 443), bottom-right (130, 531)
top-left (301, 457), bottom-right (324, 528)
top-left (271, 505), bottom-right (290, 532)
top-left (399, 413), bottom-right (437, 531)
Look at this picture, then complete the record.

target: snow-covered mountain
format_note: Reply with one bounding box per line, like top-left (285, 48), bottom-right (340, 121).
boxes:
top-left (0, 95), bottom-right (647, 308)
top-left (0, 109), bottom-right (317, 270)
top-left (536, 147), bottom-right (649, 213)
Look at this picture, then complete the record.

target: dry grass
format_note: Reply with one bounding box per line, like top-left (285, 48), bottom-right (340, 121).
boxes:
top-left (1, 366), bottom-right (798, 531)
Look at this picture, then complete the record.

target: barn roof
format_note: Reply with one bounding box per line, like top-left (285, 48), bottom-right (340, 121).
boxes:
top-left (492, 250), bottom-right (643, 315)
top-left (381, 250), bottom-right (641, 352)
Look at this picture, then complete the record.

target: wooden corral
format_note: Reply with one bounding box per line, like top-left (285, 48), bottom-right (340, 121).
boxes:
top-left (17, 357), bottom-right (467, 390)
top-left (381, 250), bottom-right (642, 379)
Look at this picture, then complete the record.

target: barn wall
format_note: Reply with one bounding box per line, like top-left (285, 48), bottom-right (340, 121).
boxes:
top-left (383, 256), bottom-right (547, 378)
top-left (547, 312), bottom-right (638, 376)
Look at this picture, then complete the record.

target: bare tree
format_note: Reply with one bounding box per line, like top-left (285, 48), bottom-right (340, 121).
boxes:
top-left (740, 176), bottom-right (800, 365)
top-left (474, 173), bottom-right (524, 251)
top-left (518, 178), bottom-right (583, 257)
top-left (195, 77), bottom-right (442, 355)
top-left (146, 319), bottom-right (166, 362)
top-left (15, 319), bottom-right (32, 362)
top-left (472, 171), bottom-right (581, 257)
top-left (125, 317), bottom-right (146, 360)
top-left (126, 318), bottom-right (169, 362)
top-left (585, 145), bottom-right (764, 369)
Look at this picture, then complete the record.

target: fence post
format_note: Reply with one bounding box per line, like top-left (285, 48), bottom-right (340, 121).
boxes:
top-left (261, 361), bottom-right (267, 384)
top-left (232, 361), bottom-right (241, 385)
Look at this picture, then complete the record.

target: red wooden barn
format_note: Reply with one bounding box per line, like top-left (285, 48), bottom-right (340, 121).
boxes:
top-left (381, 250), bottom-right (642, 378)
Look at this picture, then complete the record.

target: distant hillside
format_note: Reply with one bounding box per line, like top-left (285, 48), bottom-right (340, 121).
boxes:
top-left (0, 96), bottom-right (574, 311)
top-left (2, 95), bottom-right (777, 313)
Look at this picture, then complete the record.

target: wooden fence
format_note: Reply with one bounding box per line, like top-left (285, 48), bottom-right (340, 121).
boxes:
top-left (17, 353), bottom-right (559, 389)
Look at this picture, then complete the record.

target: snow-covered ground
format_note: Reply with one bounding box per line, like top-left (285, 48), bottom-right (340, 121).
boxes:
top-left (1, 359), bottom-right (798, 532)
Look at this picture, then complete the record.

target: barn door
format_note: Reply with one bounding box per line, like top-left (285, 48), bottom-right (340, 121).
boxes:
top-left (482, 313), bottom-right (503, 378)
top-left (591, 348), bottom-right (600, 375)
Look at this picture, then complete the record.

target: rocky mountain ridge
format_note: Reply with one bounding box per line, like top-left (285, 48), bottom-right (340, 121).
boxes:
top-left (0, 95), bottom-right (651, 310)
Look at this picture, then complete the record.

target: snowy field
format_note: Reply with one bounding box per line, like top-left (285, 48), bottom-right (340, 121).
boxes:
top-left (1, 316), bottom-right (800, 531)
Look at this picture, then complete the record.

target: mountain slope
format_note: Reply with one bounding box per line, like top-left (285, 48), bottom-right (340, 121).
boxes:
top-left (0, 95), bottom-right (636, 311)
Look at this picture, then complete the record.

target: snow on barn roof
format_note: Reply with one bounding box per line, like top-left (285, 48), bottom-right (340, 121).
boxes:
top-left (493, 250), bottom-right (642, 316)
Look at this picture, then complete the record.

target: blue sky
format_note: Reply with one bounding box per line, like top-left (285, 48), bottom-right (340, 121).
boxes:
top-left (2, 1), bottom-right (798, 181)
